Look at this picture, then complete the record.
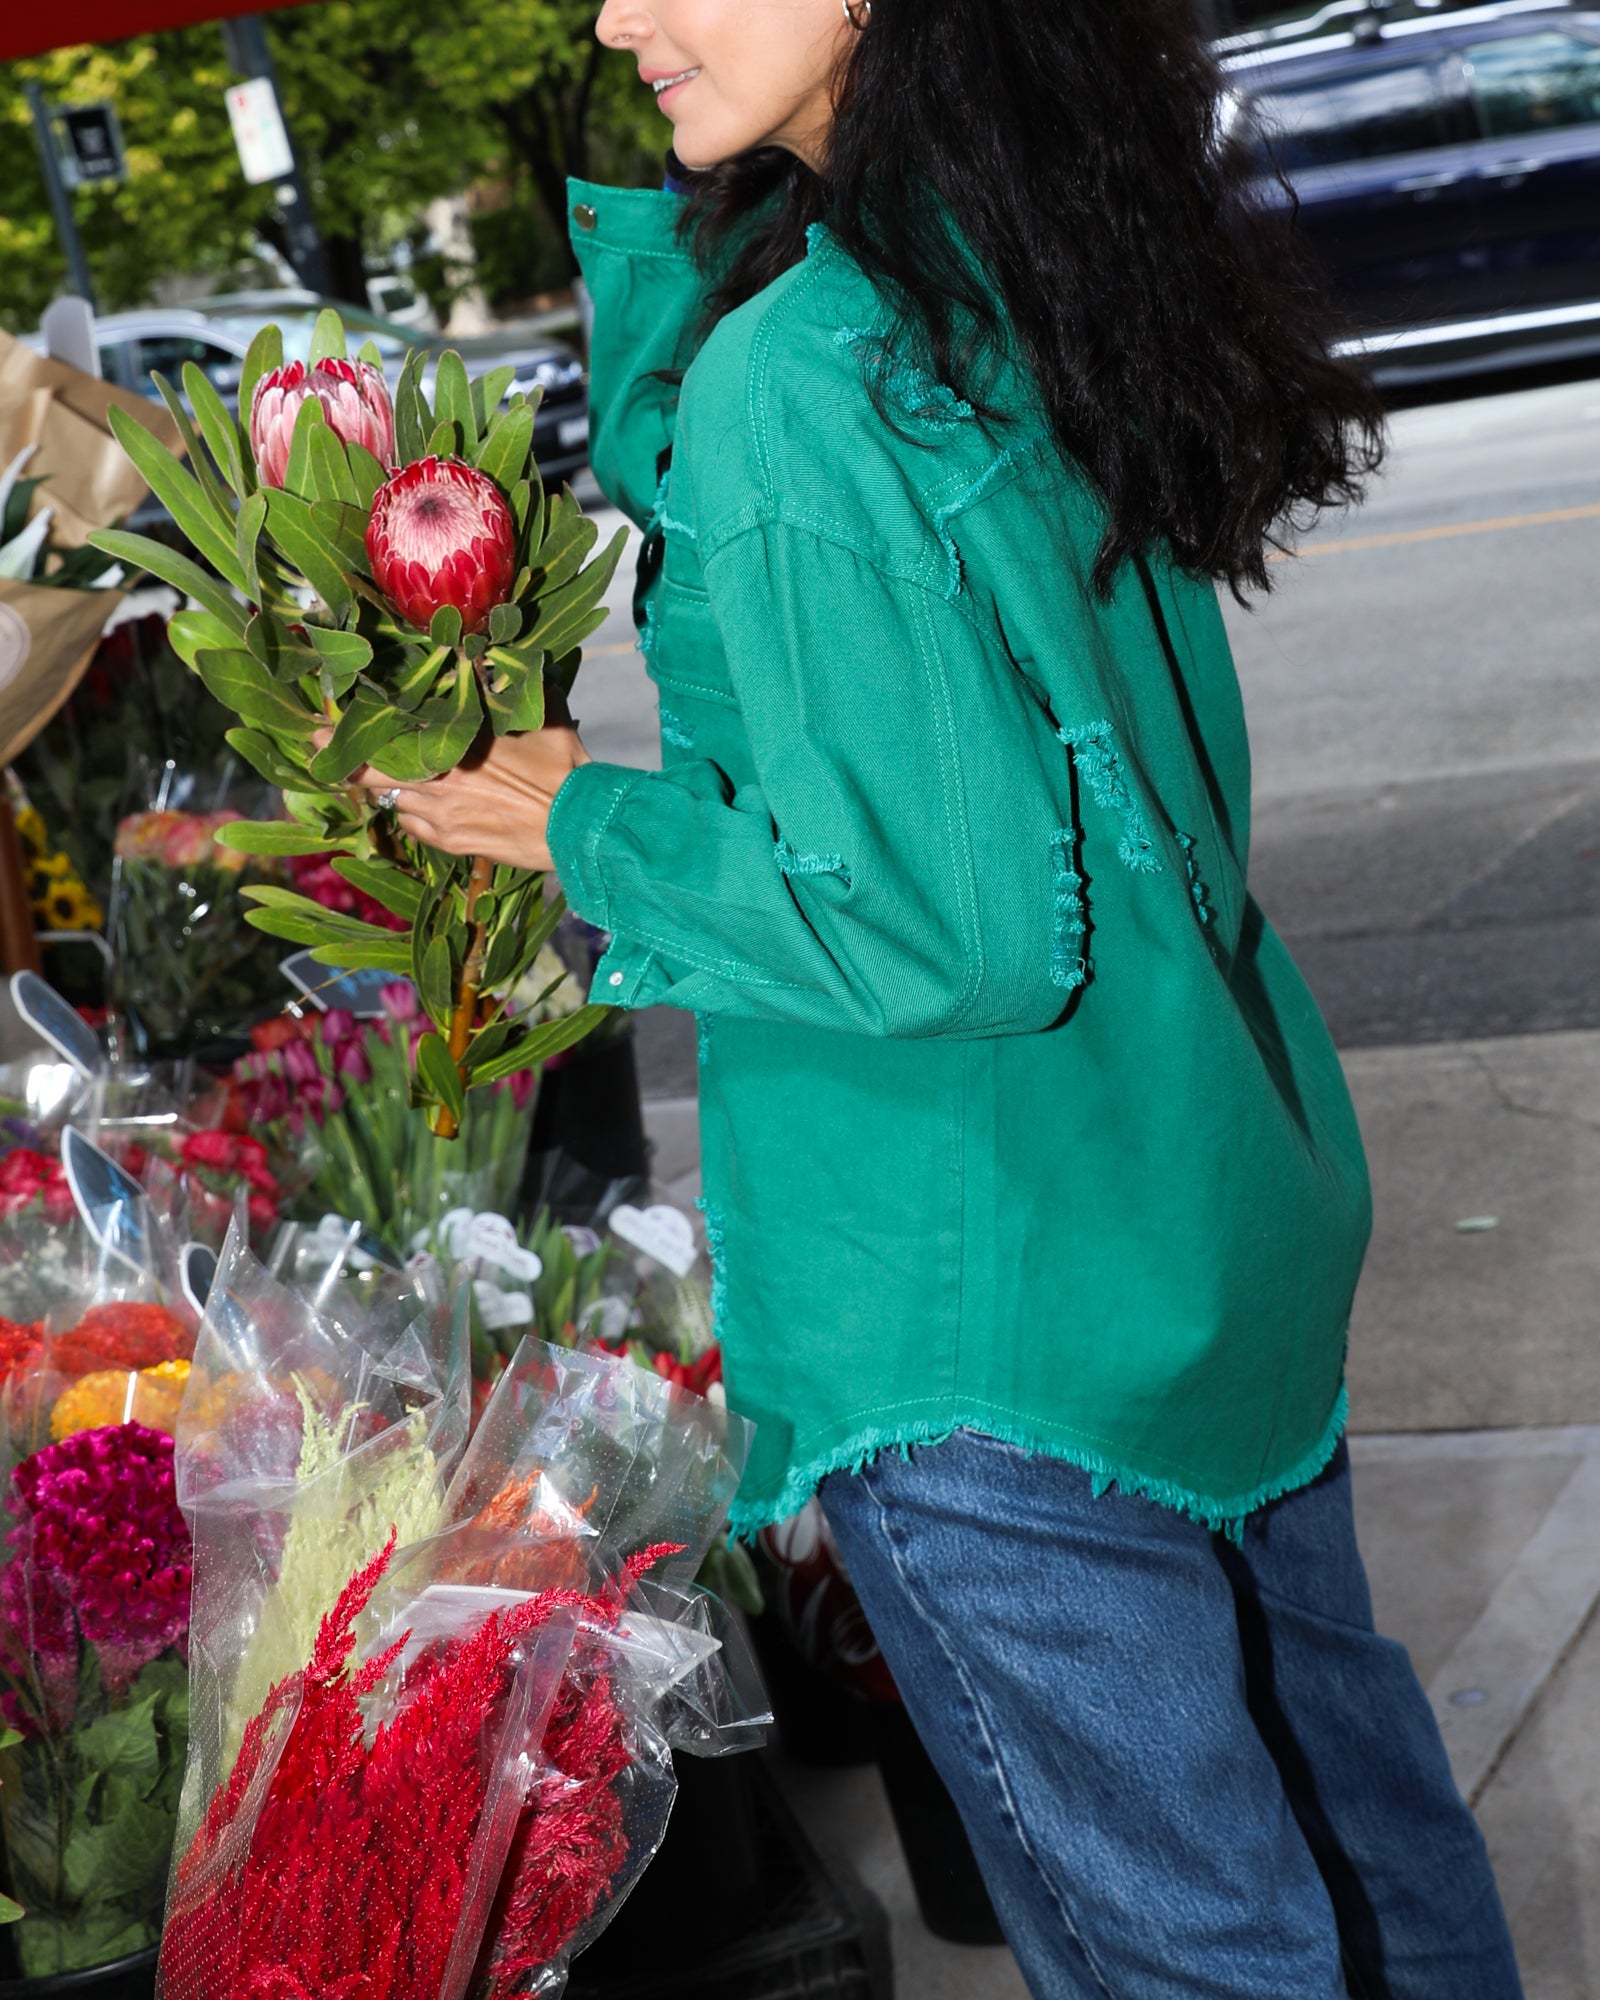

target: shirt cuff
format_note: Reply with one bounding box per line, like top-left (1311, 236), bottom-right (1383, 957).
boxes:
top-left (546, 760), bottom-right (647, 932)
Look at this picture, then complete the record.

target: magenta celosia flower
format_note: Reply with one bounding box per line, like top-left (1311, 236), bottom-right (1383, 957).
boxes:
top-left (0, 1423), bottom-right (192, 1718)
top-left (251, 358), bottom-right (396, 491)
top-left (366, 456), bottom-right (516, 635)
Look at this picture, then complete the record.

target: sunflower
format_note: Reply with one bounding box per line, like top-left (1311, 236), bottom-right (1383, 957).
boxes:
top-left (36, 880), bottom-right (104, 932)
top-left (14, 807), bottom-right (49, 860)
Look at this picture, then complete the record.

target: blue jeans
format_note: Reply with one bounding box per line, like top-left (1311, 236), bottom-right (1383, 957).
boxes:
top-left (821, 1434), bottom-right (1522, 2000)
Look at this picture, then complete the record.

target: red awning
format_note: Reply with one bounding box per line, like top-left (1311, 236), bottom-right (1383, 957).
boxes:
top-left (1, 0), bottom-right (324, 63)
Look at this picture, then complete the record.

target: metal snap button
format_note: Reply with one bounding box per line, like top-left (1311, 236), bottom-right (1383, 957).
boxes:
top-left (573, 203), bottom-right (598, 232)
top-left (608, 971), bottom-right (625, 987)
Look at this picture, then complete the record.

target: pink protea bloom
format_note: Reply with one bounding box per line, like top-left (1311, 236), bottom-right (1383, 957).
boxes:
top-left (251, 357), bottom-right (397, 490)
top-left (365, 456), bottom-right (516, 635)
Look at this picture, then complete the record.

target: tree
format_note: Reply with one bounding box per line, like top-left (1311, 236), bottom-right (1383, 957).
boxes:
top-left (0, 0), bottom-right (664, 334)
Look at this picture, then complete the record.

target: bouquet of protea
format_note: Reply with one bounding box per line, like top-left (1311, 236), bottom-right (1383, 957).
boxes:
top-left (90, 315), bottom-right (623, 1135)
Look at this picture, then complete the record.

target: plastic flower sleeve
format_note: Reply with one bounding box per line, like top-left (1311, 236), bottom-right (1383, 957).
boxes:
top-left (171, 1222), bottom-right (469, 1839)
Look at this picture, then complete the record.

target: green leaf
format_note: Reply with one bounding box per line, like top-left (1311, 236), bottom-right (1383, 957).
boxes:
top-left (482, 650), bottom-right (546, 735)
top-left (487, 601), bottom-right (522, 646)
top-left (309, 307), bottom-right (348, 365)
top-left (169, 606), bottom-right (244, 670)
top-left (522, 525), bottom-right (627, 657)
top-left (235, 490), bottom-right (267, 602)
top-left (415, 1029), bottom-right (467, 1127)
top-left (330, 855), bottom-right (424, 920)
top-left (389, 643), bottom-right (452, 713)
top-left (470, 365), bottom-right (517, 434)
top-left (309, 498), bottom-right (372, 573)
top-left (0, 1892), bottom-right (22, 1923)
top-left (358, 338), bottom-right (384, 369)
top-left (347, 441), bottom-right (388, 510)
top-left (395, 348), bottom-right (430, 464)
top-left (245, 609), bottom-right (321, 682)
top-left (152, 372), bottom-right (244, 529)
top-left (474, 403), bottom-right (534, 492)
top-left (105, 404), bottom-right (247, 592)
top-left (469, 1006), bottom-right (610, 1084)
top-left (218, 820), bottom-right (345, 858)
top-left (429, 604), bottom-right (463, 650)
top-left (307, 422), bottom-right (361, 507)
top-left (63, 1795), bottom-right (174, 1905)
top-left (308, 934), bottom-right (412, 973)
top-left (283, 394), bottom-right (327, 498)
top-left (363, 729), bottom-right (432, 782)
top-left (262, 487), bottom-right (354, 613)
top-left (427, 417), bottom-right (462, 460)
top-left (226, 726), bottom-right (332, 793)
top-left (533, 504), bottom-right (599, 594)
top-left (508, 478), bottom-right (534, 540)
top-left (311, 685), bottom-right (407, 783)
top-left (416, 666), bottom-right (484, 774)
top-left (196, 647), bottom-right (320, 737)
top-left (306, 625), bottom-right (373, 675)
top-left (238, 322), bottom-right (283, 432)
top-left (89, 529), bottom-right (243, 632)
top-left (77, 1692), bottom-right (162, 1790)
top-left (185, 361), bottom-right (249, 498)
top-left (433, 350), bottom-right (476, 453)
top-left (417, 933), bottom-right (454, 1028)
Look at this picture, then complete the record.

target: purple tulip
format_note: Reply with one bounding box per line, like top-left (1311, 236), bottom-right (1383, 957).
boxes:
top-left (282, 1039), bottom-right (322, 1086)
top-left (380, 982), bottom-right (420, 1024)
top-left (335, 1039), bottom-right (372, 1086)
top-left (319, 1007), bottom-right (357, 1048)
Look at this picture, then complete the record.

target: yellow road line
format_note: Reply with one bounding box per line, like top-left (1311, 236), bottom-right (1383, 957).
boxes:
top-left (584, 639), bottom-right (643, 657)
top-left (1277, 500), bottom-right (1600, 561)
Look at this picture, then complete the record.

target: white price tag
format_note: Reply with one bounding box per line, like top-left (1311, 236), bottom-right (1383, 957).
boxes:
top-left (473, 1279), bottom-right (535, 1331)
top-left (466, 1212), bottom-right (542, 1281)
top-left (562, 1225), bottom-right (602, 1259)
top-left (579, 1296), bottom-right (632, 1345)
top-left (610, 1203), bottom-right (697, 1279)
top-left (438, 1207), bottom-right (477, 1259)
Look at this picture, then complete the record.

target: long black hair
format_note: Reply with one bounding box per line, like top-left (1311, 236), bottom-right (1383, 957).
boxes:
top-left (679, 0), bottom-right (1383, 598)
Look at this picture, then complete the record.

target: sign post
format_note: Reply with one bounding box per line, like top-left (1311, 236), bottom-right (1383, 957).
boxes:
top-left (23, 81), bottom-right (98, 312)
top-left (220, 15), bottom-right (329, 296)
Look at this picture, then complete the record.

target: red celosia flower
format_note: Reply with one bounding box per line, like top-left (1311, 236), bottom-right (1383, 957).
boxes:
top-left (0, 1422), bottom-right (192, 1715)
top-left (182, 1130), bottom-right (242, 1174)
top-left (366, 456), bottom-right (516, 636)
top-left (0, 1148), bottom-right (73, 1222)
top-left (160, 1537), bottom-right (679, 2000)
top-left (0, 1318), bottom-right (43, 1381)
top-left (51, 1302), bottom-right (193, 1378)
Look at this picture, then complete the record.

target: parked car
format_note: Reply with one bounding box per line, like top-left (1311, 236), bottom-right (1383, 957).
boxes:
top-left (34, 291), bottom-right (590, 485)
top-left (1222, 1), bottom-right (1600, 382)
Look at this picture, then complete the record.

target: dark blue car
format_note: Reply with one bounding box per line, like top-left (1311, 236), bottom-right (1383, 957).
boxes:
top-left (1223, 1), bottom-right (1600, 381)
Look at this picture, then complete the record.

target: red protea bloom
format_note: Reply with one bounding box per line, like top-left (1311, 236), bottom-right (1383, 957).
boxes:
top-left (366, 456), bottom-right (516, 635)
top-left (251, 357), bottom-right (397, 489)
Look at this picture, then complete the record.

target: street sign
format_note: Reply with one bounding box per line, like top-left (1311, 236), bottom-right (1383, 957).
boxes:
top-left (54, 101), bottom-right (124, 189)
top-left (225, 75), bottom-right (293, 185)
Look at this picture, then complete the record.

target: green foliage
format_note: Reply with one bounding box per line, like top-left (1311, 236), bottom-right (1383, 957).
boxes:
top-left (93, 312), bottom-right (620, 1126)
top-left (0, 0), bottom-right (664, 330)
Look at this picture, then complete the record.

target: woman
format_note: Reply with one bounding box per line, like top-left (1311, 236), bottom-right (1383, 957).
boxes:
top-left (375, 3), bottom-right (1523, 1993)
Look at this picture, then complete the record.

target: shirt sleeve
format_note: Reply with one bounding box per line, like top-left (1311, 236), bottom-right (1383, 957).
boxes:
top-left (547, 520), bottom-right (1081, 1040)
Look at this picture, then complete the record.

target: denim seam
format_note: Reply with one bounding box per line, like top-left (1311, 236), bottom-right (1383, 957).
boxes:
top-left (855, 1466), bottom-right (1118, 2000)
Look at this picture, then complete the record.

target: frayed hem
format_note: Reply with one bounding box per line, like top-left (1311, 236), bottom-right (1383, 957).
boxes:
top-left (726, 1387), bottom-right (1350, 1547)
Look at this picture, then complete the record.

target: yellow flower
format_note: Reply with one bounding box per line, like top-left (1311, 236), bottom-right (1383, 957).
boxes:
top-left (36, 881), bottom-right (103, 932)
top-left (14, 808), bottom-right (49, 860)
top-left (31, 853), bottom-right (72, 882)
top-left (50, 1358), bottom-right (192, 1440)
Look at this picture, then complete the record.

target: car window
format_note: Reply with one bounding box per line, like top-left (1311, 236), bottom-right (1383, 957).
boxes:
top-left (1250, 63), bottom-right (1447, 170)
top-left (135, 334), bottom-right (244, 395)
top-left (1463, 32), bottom-right (1600, 138)
top-left (207, 313), bottom-right (411, 370)
top-left (96, 342), bottom-right (130, 389)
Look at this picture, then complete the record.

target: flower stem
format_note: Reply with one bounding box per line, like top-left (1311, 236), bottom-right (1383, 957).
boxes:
top-left (437, 853), bottom-right (494, 1141)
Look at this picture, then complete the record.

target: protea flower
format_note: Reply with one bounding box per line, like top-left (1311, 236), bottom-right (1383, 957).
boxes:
top-left (365, 456), bottom-right (516, 635)
top-left (250, 357), bottom-right (396, 489)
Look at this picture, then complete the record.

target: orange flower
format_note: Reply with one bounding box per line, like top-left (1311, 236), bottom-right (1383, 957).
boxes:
top-left (50, 1359), bottom-right (192, 1441)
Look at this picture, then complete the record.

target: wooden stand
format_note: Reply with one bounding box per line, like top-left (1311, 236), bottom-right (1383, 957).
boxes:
top-left (0, 793), bottom-right (42, 977)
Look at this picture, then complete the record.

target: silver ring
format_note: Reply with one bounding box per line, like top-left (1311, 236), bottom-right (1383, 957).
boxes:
top-left (376, 788), bottom-right (401, 811)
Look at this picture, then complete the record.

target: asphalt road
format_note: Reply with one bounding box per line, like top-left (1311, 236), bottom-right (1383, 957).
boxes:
top-left (572, 369), bottom-right (1600, 1087)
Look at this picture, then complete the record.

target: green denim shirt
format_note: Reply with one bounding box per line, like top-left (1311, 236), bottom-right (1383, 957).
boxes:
top-left (550, 179), bottom-right (1372, 1539)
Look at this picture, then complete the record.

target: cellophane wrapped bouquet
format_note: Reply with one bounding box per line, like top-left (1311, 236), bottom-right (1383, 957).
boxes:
top-left (159, 1225), bottom-right (763, 1999)
top-left (91, 310), bottom-right (623, 1138)
top-left (0, 1193), bottom-right (199, 1976)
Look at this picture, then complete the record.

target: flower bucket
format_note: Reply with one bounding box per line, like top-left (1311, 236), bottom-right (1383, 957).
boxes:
top-left (0, 1946), bottom-right (156, 1997)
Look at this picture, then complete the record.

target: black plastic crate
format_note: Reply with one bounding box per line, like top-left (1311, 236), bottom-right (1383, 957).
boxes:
top-left (569, 1753), bottom-right (892, 2000)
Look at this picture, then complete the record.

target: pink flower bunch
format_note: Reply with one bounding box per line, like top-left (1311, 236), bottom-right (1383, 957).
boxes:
top-left (250, 357), bottom-right (397, 491)
top-left (232, 1009), bottom-right (371, 1134)
top-left (0, 1148), bottom-right (74, 1223)
top-left (0, 1423), bottom-right (192, 1724)
top-left (285, 853), bottom-right (408, 933)
top-left (114, 809), bottom-right (247, 873)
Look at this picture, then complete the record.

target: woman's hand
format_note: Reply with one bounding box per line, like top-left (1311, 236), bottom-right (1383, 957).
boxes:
top-left (360, 724), bottom-right (591, 873)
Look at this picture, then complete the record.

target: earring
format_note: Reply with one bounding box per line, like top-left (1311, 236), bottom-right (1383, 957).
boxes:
top-left (843, 0), bottom-right (871, 25)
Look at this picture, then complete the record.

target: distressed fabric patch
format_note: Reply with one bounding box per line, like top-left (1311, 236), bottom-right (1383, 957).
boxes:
top-left (932, 429), bottom-right (1050, 600)
top-left (697, 1197), bottom-right (728, 1327)
top-left (774, 836), bottom-right (851, 886)
top-left (660, 706), bottom-right (696, 751)
top-left (836, 326), bottom-right (976, 434)
top-left (695, 1012), bottom-right (713, 1069)
top-left (1057, 719), bottom-right (1163, 875)
top-left (1178, 831), bottom-right (1214, 928)
top-left (644, 464), bottom-right (672, 540)
top-left (1049, 828), bottom-right (1091, 992)
top-left (637, 593), bottom-right (660, 665)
